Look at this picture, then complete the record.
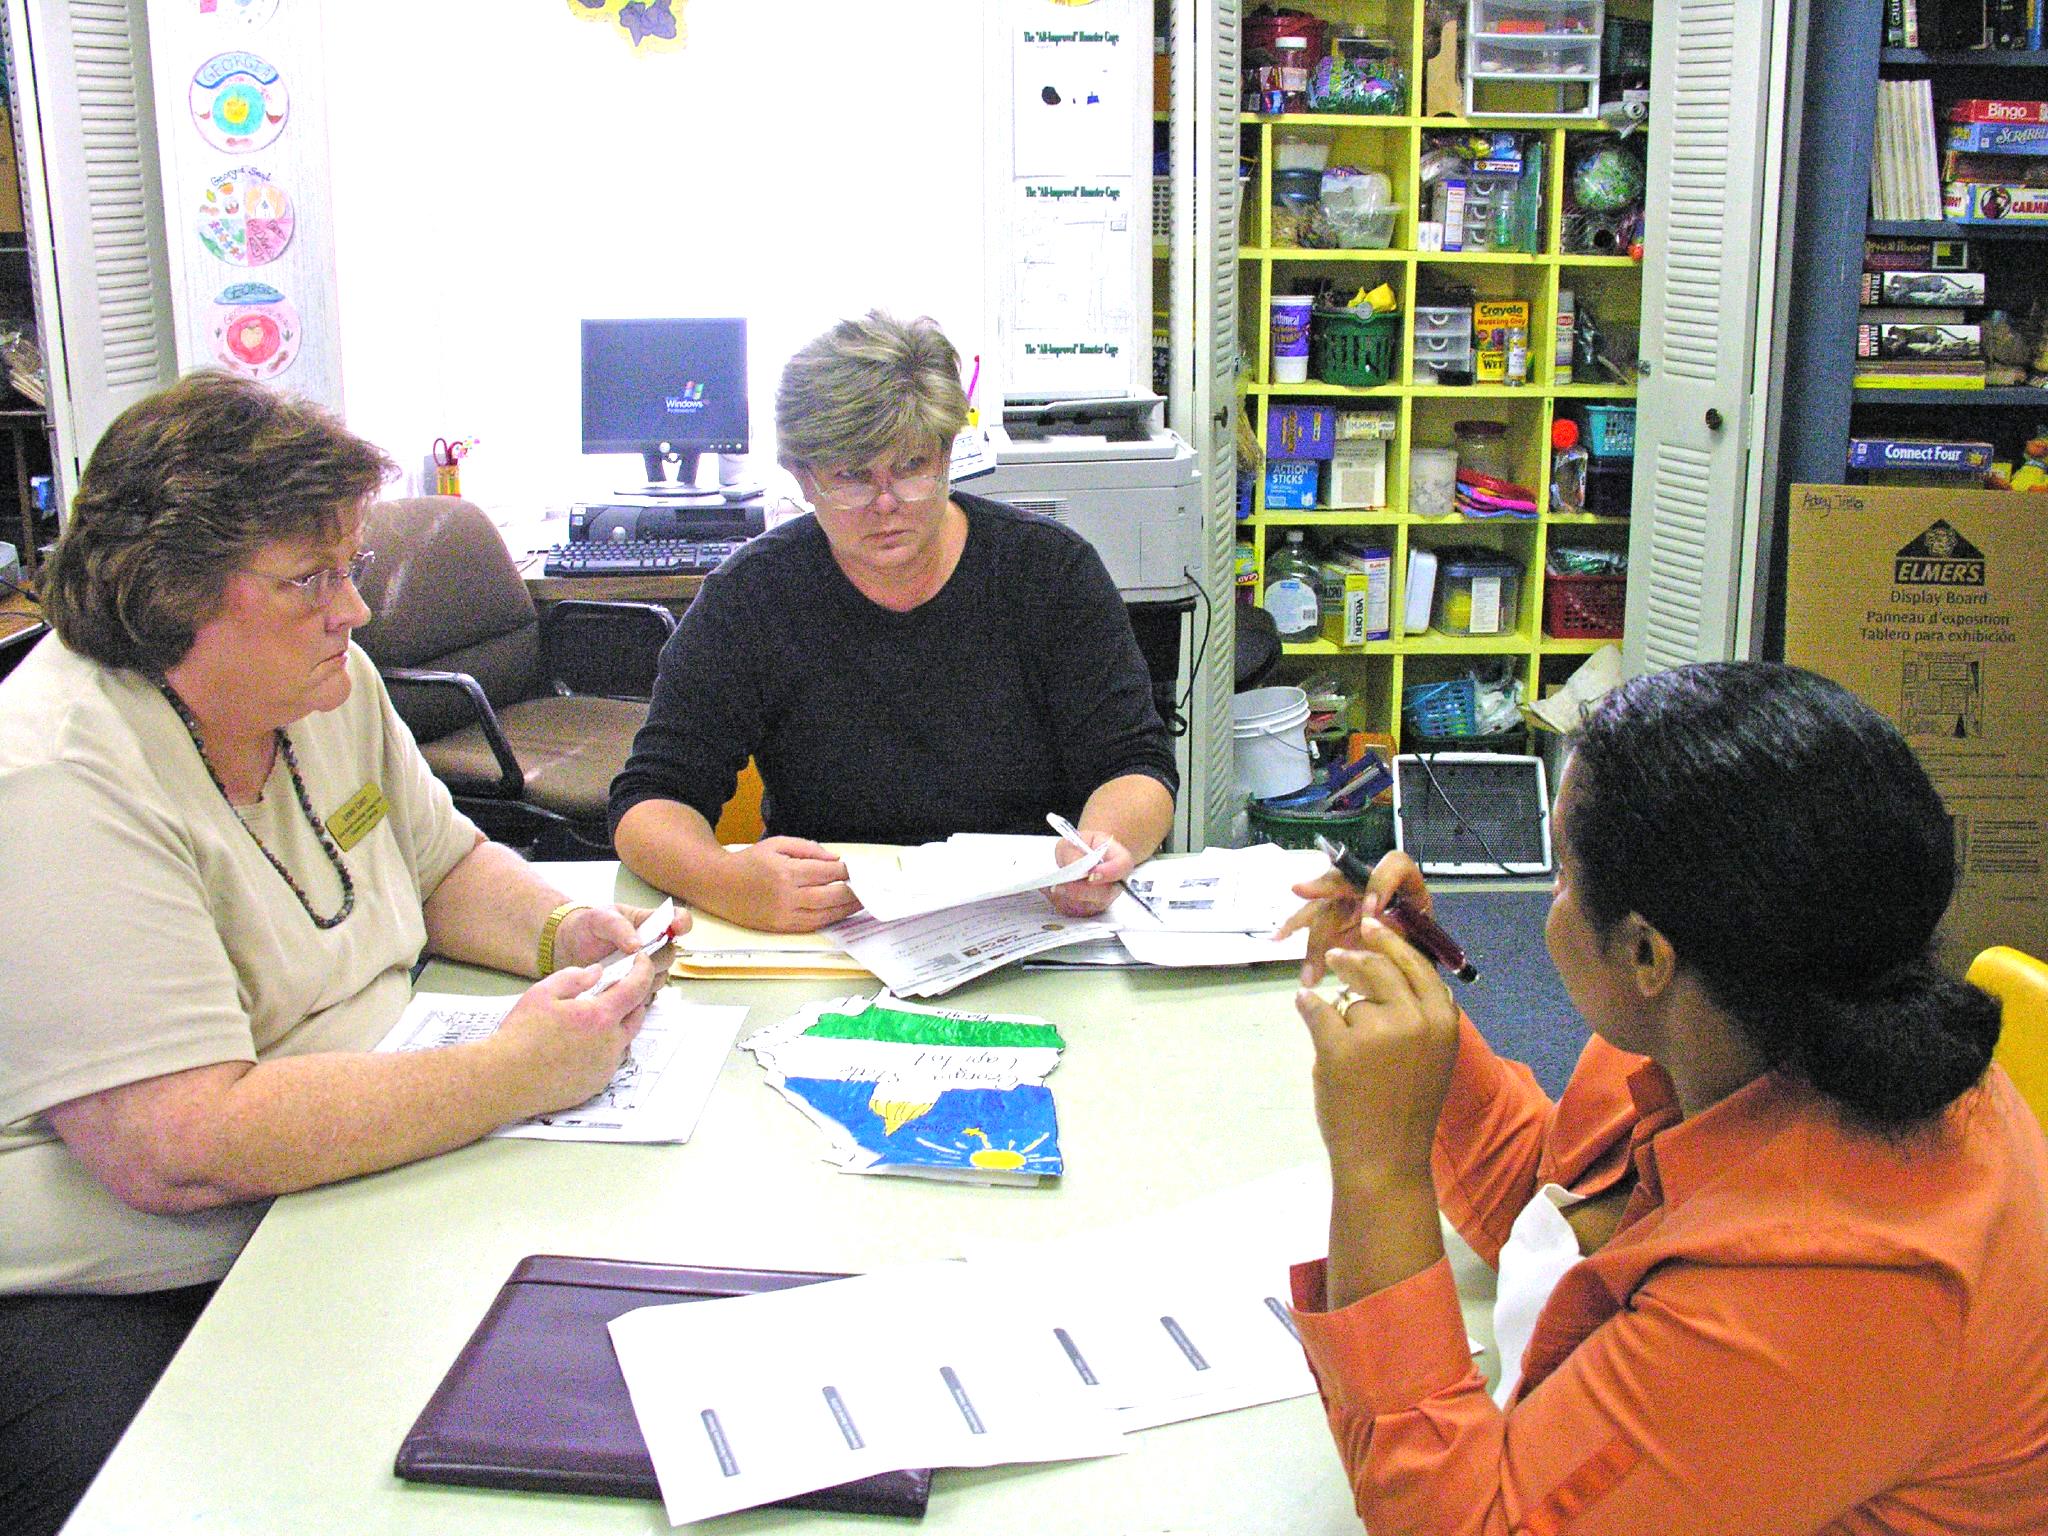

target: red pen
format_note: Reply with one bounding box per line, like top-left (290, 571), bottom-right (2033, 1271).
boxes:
top-left (1313, 833), bottom-right (1480, 983)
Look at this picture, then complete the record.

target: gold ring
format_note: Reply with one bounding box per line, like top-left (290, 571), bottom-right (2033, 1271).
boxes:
top-left (1330, 988), bottom-right (1365, 1015)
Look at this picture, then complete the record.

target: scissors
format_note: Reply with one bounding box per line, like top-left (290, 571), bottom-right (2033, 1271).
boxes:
top-left (431, 436), bottom-right (469, 468)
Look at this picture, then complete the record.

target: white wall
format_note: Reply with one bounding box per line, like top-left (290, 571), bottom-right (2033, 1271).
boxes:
top-left (318, 0), bottom-right (988, 515)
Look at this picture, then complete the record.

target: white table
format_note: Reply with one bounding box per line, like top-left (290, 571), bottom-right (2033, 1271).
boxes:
top-left (64, 864), bottom-right (1498, 1535)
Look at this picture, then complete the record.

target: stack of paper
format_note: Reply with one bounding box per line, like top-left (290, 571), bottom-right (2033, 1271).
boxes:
top-left (744, 995), bottom-right (1066, 1184)
top-left (605, 1167), bottom-right (1343, 1526)
top-left (374, 990), bottom-right (747, 1144)
top-left (671, 906), bottom-right (872, 980)
top-left (830, 836), bottom-right (1117, 997)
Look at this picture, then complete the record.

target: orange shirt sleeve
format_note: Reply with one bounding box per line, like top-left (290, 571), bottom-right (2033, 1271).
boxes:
top-left (1432, 1024), bottom-right (1654, 1268)
top-left (1291, 1255), bottom-right (1964, 1535)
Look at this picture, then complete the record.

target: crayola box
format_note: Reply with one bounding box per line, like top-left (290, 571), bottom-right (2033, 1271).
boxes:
top-left (1472, 299), bottom-right (1530, 383)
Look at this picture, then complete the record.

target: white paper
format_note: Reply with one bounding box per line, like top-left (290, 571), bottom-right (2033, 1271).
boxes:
top-left (1121, 844), bottom-right (1329, 935)
top-left (829, 891), bottom-right (1115, 998)
top-left (844, 835), bottom-right (1104, 923)
top-left (609, 1260), bottom-right (1124, 1526)
top-left (373, 989), bottom-right (744, 1143)
top-left (578, 898), bottom-right (676, 998)
top-left (1012, 6), bottom-right (1136, 178)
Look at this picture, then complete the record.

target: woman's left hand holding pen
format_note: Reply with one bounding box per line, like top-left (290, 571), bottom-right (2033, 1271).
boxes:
top-left (1276, 847), bottom-right (1433, 985)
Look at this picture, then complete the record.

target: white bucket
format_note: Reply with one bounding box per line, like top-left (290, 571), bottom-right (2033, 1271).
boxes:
top-left (1231, 685), bottom-right (1314, 801)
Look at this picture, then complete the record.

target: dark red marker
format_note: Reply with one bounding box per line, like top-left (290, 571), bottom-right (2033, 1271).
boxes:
top-left (1313, 833), bottom-right (1480, 984)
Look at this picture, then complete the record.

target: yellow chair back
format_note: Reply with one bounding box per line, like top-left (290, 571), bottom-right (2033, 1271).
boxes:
top-left (714, 758), bottom-right (766, 845)
top-left (1969, 945), bottom-right (2048, 1129)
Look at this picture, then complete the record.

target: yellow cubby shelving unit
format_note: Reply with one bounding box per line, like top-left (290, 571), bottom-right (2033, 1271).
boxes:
top-left (1238, 0), bottom-right (1646, 752)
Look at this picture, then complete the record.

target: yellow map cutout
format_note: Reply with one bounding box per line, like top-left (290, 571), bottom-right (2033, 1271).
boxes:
top-left (565, 0), bottom-right (689, 53)
top-left (871, 1095), bottom-right (935, 1135)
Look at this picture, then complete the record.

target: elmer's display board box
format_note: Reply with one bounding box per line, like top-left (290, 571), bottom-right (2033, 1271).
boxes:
top-left (1785, 485), bottom-right (2048, 968)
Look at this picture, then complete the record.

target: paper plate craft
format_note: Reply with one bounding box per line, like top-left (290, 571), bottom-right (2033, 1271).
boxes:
top-left (565, 0), bottom-right (690, 53)
top-left (208, 281), bottom-right (301, 379)
top-left (190, 51), bottom-right (289, 154)
top-left (744, 998), bottom-right (1066, 1185)
top-left (195, 0), bottom-right (282, 28)
top-left (196, 167), bottom-right (294, 266)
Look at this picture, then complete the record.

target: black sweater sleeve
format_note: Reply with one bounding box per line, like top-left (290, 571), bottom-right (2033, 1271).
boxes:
top-left (606, 568), bottom-right (760, 835)
top-left (1029, 531), bottom-right (1180, 802)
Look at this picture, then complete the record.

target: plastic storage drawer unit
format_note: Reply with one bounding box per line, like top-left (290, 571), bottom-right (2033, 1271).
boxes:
top-left (1433, 550), bottom-right (1522, 636)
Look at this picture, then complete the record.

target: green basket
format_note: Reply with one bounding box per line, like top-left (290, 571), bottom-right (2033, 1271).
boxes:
top-left (1310, 309), bottom-right (1398, 387)
top-left (1245, 797), bottom-right (1394, 865)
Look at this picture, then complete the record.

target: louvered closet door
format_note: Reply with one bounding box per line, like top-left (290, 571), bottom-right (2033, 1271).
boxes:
top-left (1173, 0), bottom-right (1240, 850)
top-left (1624, 0), bottom-right (1782, 671)
top-left (8, 0), bottom-right (175, 507)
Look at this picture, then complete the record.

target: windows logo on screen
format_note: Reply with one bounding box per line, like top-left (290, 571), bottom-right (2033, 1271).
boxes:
top-left (664, 382), bottom-right (706, 416)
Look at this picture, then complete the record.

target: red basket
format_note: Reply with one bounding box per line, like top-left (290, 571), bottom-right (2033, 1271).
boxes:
top-left (1544, 571), bottom-right (1627, 639)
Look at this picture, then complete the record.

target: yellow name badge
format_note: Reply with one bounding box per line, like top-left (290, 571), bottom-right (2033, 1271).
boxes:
top-left (326, 782), bottom-right (389, 852)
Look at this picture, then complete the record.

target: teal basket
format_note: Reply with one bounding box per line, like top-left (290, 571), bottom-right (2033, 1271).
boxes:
top-left (1402, 678), bottom-right (1480, 738)
top-left (1310, 309), bottom-right (1399, 387)
top-left (1579, 403), bottom-right (1636, 459)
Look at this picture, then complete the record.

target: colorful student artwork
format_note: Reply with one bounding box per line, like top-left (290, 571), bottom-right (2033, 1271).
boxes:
top-left (565, 0), bottom-right (690, 54)
top-left (196, 168), bottom-right (294, 266)
top-left (195, 0), bottom-right (281, 29)
top-left (208, 281), bottom-right (301, 379)
top-left (189, 51), bottom-right (289, 154)
top-left (743, 997), bottom-right (1066, 1185)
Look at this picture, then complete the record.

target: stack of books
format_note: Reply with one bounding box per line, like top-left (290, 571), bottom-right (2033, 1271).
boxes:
top-left (1873, 77), bottom-right (1943, 220)
top-left (1942, 100), bottom-right (2048, 224)
top-left (1854, 236), bottom-right (1988, 388)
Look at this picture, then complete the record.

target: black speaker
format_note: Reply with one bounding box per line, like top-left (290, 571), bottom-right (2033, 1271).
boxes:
top-left (1393, 753), bottom-right (1552, 876)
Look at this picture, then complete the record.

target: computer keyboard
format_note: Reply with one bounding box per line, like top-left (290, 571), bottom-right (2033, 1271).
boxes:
top-left (541, 539), bottom-right (748, 577)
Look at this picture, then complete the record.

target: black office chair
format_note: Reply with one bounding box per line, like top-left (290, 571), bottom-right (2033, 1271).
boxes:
top-left (0, 619), bottom-right (48, 684)
top-left (354, 497), bottom-right (675, 858)
top-left (1124, 597), bottom-right (1196, 737)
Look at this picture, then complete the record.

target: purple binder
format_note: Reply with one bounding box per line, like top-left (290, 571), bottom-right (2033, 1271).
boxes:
top-left (395, 1254), bottom-right (932, 1518)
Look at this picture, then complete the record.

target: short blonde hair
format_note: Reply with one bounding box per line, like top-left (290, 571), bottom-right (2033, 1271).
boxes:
top-left (774, 310), bottom-right (968, 471)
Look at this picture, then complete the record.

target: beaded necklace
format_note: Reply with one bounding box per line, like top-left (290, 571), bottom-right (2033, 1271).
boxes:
top-left (155, 680), bottom-right (355, 930)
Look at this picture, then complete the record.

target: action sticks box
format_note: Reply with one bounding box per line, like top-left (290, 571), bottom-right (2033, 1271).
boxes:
top-left (1847, 438), bottom-right (1996, 474)
top-left (1858, 271), bottom-right (1986, 307)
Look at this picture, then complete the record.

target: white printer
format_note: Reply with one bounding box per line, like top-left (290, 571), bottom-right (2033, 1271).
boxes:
top-left (963, 395), bottom-right (1202, 602)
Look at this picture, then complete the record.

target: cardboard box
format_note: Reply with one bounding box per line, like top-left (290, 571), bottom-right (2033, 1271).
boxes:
top-left (0, 108), bottom-right (20, 238)
top-left (1857, 270), bottom-right (1987, 307)
top-left (1847, 437), bottom-right (1996, 473)
top-left (1943, 180), bottom-right (2048, 223)
top-left (1318, 550), bottom-right (1392, 645)
top-left (1863, 236), bottom-right (1973, 271)
top-left (1473, 298), bottom-right (1530, 383)
top-left (1325, 439), bottom-right (1388, 507)
top-left (1785, 485), bottom-right (2048, 968)
top-left (1263, 459), bottom-right (1318, 509)
top-left (1856, 321), bottom-right (1980, 361)
top-left (1267, 402), bottom-right (1337, 460)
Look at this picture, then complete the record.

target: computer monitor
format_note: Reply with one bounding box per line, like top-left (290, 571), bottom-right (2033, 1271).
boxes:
top-left (580, 318), bottom-right (748, 496)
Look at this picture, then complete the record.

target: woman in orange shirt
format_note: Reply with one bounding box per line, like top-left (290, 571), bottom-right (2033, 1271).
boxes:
top-left (1281, 661), bottom-right (2048, 1534)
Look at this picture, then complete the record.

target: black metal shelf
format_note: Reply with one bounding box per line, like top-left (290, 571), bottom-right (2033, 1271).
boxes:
top-left (1880, 48), bottom-right (2048, 67)
top-left (1868, 219), bottom-right (2048, 240)
top-left (1853, 386), bottom-right (2048, 405)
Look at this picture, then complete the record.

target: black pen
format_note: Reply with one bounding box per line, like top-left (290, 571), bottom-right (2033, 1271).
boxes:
top-left (1312, 833), bottom-right (1480, 984)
